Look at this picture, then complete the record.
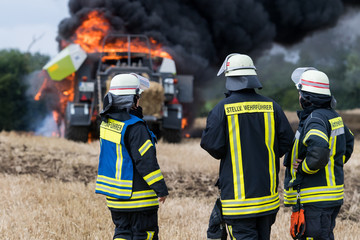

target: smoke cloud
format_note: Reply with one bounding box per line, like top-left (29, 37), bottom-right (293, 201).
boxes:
top-left (57, 0), bottom-right (359, 72)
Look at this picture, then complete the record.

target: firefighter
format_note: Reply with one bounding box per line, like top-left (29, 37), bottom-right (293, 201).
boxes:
top-left (201, 53), bottom-right (294, 240)
top-left (95, 73), bottom-right (168, 240)
top-left (284, 68), bottom-right (354, 239)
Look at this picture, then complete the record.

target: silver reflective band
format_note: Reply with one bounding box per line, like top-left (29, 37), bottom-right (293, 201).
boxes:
top-left (226, 66), bottom-right (256, 72)
top-left (107, 199), bottom-right (158, 208)
top-left (221, 194), bottom-right (278, 206)
top-left (222, 199), bottom-right (279, 214)
top-left (96, 176), bottom-right (132, 187)
top-left (96, 184), bottom-right (131, 195)
top-left (132, 191), bottom-right (156, 198)
top-left (285, 185), bottom-right (343, 196)
top-left (145, 172), bottom-right (163, 184)
top-left (331, 128), bottom-right (344, 137)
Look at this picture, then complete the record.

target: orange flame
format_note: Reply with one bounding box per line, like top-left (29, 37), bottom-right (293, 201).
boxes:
top-left (182, 118), bottom-right (188, 129)
top-left (72, 10), bottom-right (172, 59)
top-left (35, 10), bottom-right (172, 137)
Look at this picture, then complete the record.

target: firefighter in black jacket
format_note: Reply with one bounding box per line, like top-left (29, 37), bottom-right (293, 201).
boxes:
top-left (95, 73), bottom-right (168, 240)
top-left (201, 53), bottom-right (294, 240)
top-left (284, 68), bottom-right (354, 239)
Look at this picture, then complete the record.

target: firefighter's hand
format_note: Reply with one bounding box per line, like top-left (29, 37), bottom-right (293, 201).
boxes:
top-left (293, 159), bottom-right (303, 172)
top-left (159, 196), bottom-right (167, 204)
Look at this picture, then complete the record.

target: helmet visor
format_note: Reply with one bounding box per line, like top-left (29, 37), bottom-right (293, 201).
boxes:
top-left (217, 53), bottom-right (238, 76)
top-left (130, 73), bottom-right (150, 93)
top-left (291, 67), bottom-right (317, 88)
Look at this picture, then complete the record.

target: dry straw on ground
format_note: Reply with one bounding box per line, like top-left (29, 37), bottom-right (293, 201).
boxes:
top-left (0, 131), bottom-right (359, 239)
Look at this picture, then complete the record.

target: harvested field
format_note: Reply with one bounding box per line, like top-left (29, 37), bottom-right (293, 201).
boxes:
top-left (0, 129), bottom-right (359, 239)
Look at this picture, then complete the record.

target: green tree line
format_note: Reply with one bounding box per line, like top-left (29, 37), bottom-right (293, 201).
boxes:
top-left (0, 49), bottom-right (49, 131)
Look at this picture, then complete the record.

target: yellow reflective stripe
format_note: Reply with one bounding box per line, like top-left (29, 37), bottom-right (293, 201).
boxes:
top-left (107, 198), bottom-right (159, 209)
top-left (302, 158), bottom-right (319, 174)
top-left (290, 136), bottom-right (299, 184)
top-left (227, 115), bottom-right (245, 199)
top-left (303, 129), bottom-right (328, 146)
top-left (343, 155), bottom-right (346, 164)
top-left (131, 190), bottom-right (157, 199)
top-left (222, 198), bottom-right (280, 215)
top-left (114, 238), bottom-right (127, 240)
top-left (329, 117), bottom-right (344, 130)
top-left (96, 175), bottom-right (132, 187)
top-left (95, 183), bottom-right (132, 197)
top-left (284, 185), bottom-right (344, 204)
top-left (307, 237), bottom-right (314, 240)
top-left (349, 128), bottom-right (354, 136)
top-left (221, 194), bottom-right (279, 207)
top-left (144, 169), bottom-right (164, 185)
top-left (326, 136), bottom-right (337, 186)
top-left (228, 225), bottom-right (235, 240)
top-left (224, 101), bottom-right (274, 115)
top-left (139, 139), bottom-right (153, 156)
top-left (146, 231), bottom-right (155, 240)
top-left (300, 194), bottom-right (343, 203)
top-left (264, 112), bottom-right (276, 195)
top-left (116, 143), bottom-right (123, 179)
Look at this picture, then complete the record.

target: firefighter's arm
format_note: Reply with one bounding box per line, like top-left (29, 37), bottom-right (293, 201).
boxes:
top-left (127, 123), bottom-right (169, 198)
top-left (299, 119), bottom-right (330, 175)
top-left (275, 103), bottom-right (295, 157)
top-left (343, 126), bottom-right (354, 164)
top-left (200, 107), bottom-right (226, 159)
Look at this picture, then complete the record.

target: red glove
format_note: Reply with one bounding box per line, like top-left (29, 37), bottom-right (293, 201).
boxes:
top-left (290, 207), bottom-right (305, 239)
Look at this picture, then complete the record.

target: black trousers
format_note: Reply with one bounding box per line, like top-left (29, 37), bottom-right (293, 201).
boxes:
top-left (110, 209), bottom-right (159, 240)
top-left (300, 205), bottom-right (341, 240)
top-left (224, 213), bottom-right (277, 240)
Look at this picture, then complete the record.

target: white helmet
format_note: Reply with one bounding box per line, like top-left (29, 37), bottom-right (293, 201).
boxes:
top-left (109, 73), bottom-right (150, 96)
top-left (291, 68), bottom-right (331, 96)
top-left (217, 53), bottom-right (257, 77)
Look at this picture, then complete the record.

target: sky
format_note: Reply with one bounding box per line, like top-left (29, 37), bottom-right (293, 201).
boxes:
top-left (0, 0), bottom-right (69, 58)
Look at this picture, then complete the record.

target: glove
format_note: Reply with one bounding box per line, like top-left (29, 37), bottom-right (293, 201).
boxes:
top-left (290, 204), bottom-right (305, 239)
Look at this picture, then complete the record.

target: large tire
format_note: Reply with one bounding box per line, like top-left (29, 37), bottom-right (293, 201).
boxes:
top-left (65, 123), bottom-right (89, 143)
top-left (162, 128), bottom-right (181, 143)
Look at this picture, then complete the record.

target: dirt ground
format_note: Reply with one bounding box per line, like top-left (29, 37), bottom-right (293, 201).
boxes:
top-left (1, 113), bottom-right (360, 239)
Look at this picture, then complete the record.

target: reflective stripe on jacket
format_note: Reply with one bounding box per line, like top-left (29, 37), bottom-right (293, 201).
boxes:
top-left (201, 90), bottom-right (294, 219)
top-left (284, 108), bottom-right (354, 208)
top-left (96, 114), bottom-right (168, 211)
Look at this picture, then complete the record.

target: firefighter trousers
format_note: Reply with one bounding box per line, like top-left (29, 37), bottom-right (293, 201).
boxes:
top-left (110, 209), bottom-right (159, 240)
top-left (224, 213), bottom-right (277, 240)
top-left (300, 205), bottom-right (341, 240)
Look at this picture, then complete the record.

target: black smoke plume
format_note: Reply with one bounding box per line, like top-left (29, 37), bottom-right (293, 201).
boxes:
top-left (54, 0), bottom-right (360, 130)
top-left (57, 0), bottom-right (359, 72)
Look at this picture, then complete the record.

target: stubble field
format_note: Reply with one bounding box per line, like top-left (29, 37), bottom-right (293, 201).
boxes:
top-left (0, 124), bottom-right (359, 239)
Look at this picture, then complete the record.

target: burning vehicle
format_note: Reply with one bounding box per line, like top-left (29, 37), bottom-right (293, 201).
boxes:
top-left (36, 11), bottom-right (193, 143)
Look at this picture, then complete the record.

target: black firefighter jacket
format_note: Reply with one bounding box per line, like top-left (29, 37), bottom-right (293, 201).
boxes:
top-left (284, 107), bottom-right (354, 208)
top-left (201, 89), bottom-right (294, 219)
